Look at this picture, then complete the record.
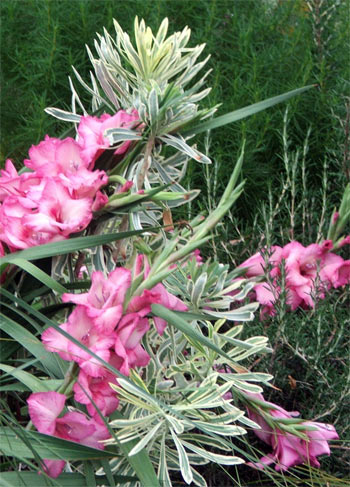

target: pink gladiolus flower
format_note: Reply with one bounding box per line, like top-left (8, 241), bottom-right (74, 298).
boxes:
top-left (338, 235), bottom-right (350, 248)
top-left (62, 268), bottom-right (131, 333)
top-left (0, 138), bottom-right (107, 251)
top-left (43, 259), bottom-right (187, 423)
top-left (40, 459), bottom-right (66, 479)
top-left (132, 254), bottom-right (188, 334)
top-left (0, 193), bottom-right (66, 250)
top-left (24, 179), bottom-right (93, 237)
top-left (282, 241), bottom-right (324, 309)
top-left (77, 110), bottom-right (140, 166)
top-left (127, 289), bottom-right (159, 316)
top-left (238, 246), bottom-right (283, 278)
top-left (282, 241), bottom-right (350, 309)
top-left (332, 212), bottom-right (340, 224)
top-left (25, 136), bottom-right (88, 175)
top-left (151, 282), bottom-right (188, 334)
top-left (24, 135), bottom-right (108, 199)
top-left (73, 353), bottom-right (122, 419)
top-left (27, 391), bottom-right (66, 436)
top-left (238, 240), bottom-right (349, 316)
top-left (41, 322), bottom-right (72, 361)
top-left (62, 268), bottom-right (131, 310)
top-left (91, 190), bottom-right (109, 211)
top-left (244, 392), bottom-right (339, 471)
top-left (27, 391), bottom-right (110, 478)
top-left (42, 306), bottom-right (116, 377)
top-left (114, 312), bottom-right (151, 375)
top-left (0, 159), bottom-right (19, 181)
top-left (0, 160), bottom-right (41, 202)
top-left (58, 166), bottom-right (108, 199)
top-left (320, 239), bottom-right (333, 252)
top-left (300, 422), bottom-right (339, 467)
top-left (119, 180), bottom-right (133, 193)
top-left (254, 282), bottom-right (279, 318)
top-left (319, 252), bottom-right (350, 288)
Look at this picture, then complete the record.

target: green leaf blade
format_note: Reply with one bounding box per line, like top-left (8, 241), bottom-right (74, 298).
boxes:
top-left (183, 84), bottom-right (315, 136)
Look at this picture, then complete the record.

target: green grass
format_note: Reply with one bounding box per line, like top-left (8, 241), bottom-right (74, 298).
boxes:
top-left (1, 0), bottom-right (349, 485)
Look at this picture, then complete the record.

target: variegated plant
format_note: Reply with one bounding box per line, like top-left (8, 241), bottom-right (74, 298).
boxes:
top-left (45, 17), bottom-right (312, 227)
top-left (46, 17), bottom-right (215, 205)
top-left (103, 313), bottom-right (272, 487)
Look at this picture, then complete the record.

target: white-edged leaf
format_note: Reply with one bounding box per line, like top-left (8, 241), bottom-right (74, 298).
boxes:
top-left (205, 302), bottom-right (259, 321)
top-left (110, 414), bottom-right (157, 428)
top-left (190, 467), bottom-right (208, 487)
top-left (180, 433), bottom-right (231, 452)
top-left (220, 372), bottom-right (274, 383)
top-left (193, 421), bottom-right (246, 437)
top-left (128, 422), bottom-right (162, 456)
top-left (228, 281), bottom-right (255, 301)
top-left (182, 440), bottom-right (244, 465)
top-left (170, 429), bottom-right (193, 484)
top-left (44, 107), bottom-right (81, 122)
top-left (105, 127), bottom-right (142, 145)
top-left (148, 87), bottom-right (159, 128)
top-left (238, 415), bottom-right (261, 430)
top-left (222, 324), bottom-right (243, 338)
top-left (166, 415), bottom-right (184, 434)
top-left (159, 134), bottom-right (211, 164)
top-left (114, 378), bottom-right (159, 407)
top-left (230, 380), bottom-right (264, 393)
top-left (191, 273), bottom-right (207, 306)
top-left (158, 434), bottom-right (172, 487)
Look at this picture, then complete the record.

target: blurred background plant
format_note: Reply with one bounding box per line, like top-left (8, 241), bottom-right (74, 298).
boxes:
top-left (1, 0), bottom-right (349, 485)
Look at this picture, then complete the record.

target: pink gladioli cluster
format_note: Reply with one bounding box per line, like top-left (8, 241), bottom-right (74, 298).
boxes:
top-left (245, 392), bottom-right (338, 471)
top-left (41, 255), bottom-right (187, 424)
top-left (239, 240), bottom-right (350, 317)
top-left (0, 110), bottom-right (139, 251)
top-left (27, 391), bottom-right (110, 478)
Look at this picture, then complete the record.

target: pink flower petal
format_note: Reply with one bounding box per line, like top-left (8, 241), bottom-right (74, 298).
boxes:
top-left (55, 411), bottom-right (96, 441)
top-left (41, 323), bottom-right (72, 361)
top-left (27, 392), bottom-right (66, 435)
top-left (42, 459), bottom-right (66, 478)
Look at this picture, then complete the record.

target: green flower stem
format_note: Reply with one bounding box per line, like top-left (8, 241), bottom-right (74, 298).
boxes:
top-left (137, 136), bottom-right (155, 189)
top-left (108, 175), bottom-right (128, 184)
top-left (133, 145), bottom-right (246, 295)
top-left (159, 154), bottom-right (245, 267)
top-left (57, 361), bottom-right (79, 396)
top-left (107, 192), bottom-right (142, 206)
top-left (107, 188), bottom-right (184, 209)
